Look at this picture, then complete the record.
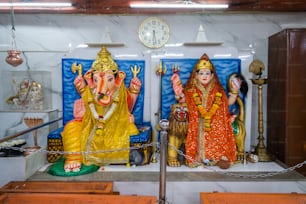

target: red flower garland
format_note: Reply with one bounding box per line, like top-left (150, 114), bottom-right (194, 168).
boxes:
top-left (192, 92), bottom-right (222, 131)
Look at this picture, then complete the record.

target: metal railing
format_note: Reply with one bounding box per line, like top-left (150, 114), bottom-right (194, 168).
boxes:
top-left (0, 117), bottom-right (62, 144)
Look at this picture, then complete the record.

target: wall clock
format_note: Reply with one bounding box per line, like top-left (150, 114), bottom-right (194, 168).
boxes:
top-left (138, 17), bottom-right (170, 49)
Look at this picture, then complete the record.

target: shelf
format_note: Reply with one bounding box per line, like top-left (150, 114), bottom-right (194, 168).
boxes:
top-left (85, 43), bottom-right (125, 48)
top-left (0, 50), bottom-right (68, 53)
top-left (183, 42), bottom-right (223, 46)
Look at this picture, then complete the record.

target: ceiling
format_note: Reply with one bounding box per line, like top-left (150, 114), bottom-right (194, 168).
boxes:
top-left (1, 0), bottom-right (306, 14)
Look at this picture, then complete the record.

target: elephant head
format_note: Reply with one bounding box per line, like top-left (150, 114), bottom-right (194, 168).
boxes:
top-left (83, 46), bottom-right (125, 106)
top-left (84, 69), bottom-right (125, 106)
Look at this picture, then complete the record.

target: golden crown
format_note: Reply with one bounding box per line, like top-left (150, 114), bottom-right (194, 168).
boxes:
top-left (92, 46), bottom-right (118, 73)
top-left (196, 53), bottom-right (213, 71)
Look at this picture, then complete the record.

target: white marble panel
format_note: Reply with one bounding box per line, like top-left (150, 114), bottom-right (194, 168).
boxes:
top-left (0, 13), bottom-right (306, 170)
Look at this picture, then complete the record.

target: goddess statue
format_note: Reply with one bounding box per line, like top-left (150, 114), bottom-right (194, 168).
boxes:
top-left (170, 53), bottom-right (242, 168)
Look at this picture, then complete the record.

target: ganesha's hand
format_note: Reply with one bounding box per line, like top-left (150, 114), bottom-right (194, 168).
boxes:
top-left (74, 75), bottom-right (86, 94)
top-left (73, 99), bottom-right (85, 120)
top-left (129, 77), bottom-right (142, 94)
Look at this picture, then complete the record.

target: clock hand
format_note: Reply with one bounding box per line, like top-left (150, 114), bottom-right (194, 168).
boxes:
top-left (152, 29), bottom-right (157, 46)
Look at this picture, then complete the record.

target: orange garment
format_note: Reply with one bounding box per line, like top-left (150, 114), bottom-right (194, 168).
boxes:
top-left (184, 79), bottom-right (237, 164)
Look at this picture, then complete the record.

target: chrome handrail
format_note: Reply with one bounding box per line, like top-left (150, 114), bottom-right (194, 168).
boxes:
top-left (0, 117), bottom-right (62, 143)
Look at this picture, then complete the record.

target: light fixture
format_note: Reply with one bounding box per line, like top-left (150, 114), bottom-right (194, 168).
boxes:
top-left (0, 2), bottom-right (72, 8)
top-left (130, 2), bottom-right (228, 9)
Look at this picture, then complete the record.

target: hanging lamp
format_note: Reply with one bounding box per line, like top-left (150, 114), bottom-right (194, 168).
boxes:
top-left (6, 0), bottom-right (23, 67)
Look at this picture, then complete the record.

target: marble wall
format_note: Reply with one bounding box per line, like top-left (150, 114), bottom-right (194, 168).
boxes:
top-left (0, 13), bottom-right (306, 152)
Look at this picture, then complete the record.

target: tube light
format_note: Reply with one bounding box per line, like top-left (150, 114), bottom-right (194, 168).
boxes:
top-left (0, 2), bottom-right (72, 7)
top-left (130, 3), bottom-right (228, 9)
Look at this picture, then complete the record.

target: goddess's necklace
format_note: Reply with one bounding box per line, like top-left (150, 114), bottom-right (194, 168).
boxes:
top-left (192, 83), bottom-right (222, 131)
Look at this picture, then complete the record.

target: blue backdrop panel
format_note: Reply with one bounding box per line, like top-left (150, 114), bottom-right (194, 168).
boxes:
top-left (62, 58), bottom-right (145, 126)
top-left (160, 58), bottom-right (241, 120)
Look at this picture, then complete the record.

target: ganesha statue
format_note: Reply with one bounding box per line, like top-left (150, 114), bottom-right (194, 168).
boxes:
top-left (61, 47), bottom-right (142, 173)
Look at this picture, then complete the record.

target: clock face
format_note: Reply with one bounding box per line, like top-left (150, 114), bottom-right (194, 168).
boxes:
top-left (138, 17), bottom-right (170, 49)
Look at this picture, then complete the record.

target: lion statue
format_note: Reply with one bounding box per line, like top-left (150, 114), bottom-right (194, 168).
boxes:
top-left (167, 103), bottom-right (188, 167)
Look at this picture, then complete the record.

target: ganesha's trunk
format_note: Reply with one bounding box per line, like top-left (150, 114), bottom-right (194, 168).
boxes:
top-left (95, 77), bottom-right (113, 106)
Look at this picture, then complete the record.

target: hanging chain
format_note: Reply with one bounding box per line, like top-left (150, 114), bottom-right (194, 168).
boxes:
top-left (10, 0), bottom-right (17, 50)
top-left (5, 142), bottom-right (157, 155)
top-left (4, 141), bottom-right (306, 179)
top-left (168, 143), bottom-right (306, 179)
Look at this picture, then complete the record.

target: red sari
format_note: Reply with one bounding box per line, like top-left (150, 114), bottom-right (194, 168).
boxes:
top-left (184, 78), bottom-right (237, 164)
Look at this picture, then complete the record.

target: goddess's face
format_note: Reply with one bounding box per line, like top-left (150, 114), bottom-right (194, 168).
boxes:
top-left (196, 68), bottom-right (214, 85)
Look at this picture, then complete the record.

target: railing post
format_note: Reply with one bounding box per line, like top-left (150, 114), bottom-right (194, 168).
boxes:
top-left (159, 119), bottom-right (169, 204)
